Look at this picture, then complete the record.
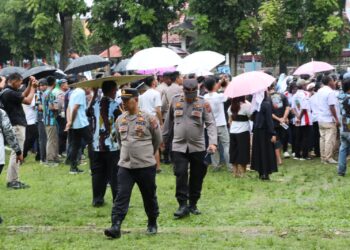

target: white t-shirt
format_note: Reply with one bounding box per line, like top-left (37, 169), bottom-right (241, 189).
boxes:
top-left (139, 88), bottom-right (162, 117)
top-left (317, 86), bottom-right (337, 123)
top-left (203, 92), bottom-right (227, 127)
top-left (69, 88), bottom-right (89, 129)
top-left (309, 92), bottom-right (320, 123)
top-left (291, 90), bottom-right (312, 126)
top-left (22, 97), bottom-right (37, 125)
top-left (228, 101), bottom-right (252, 134)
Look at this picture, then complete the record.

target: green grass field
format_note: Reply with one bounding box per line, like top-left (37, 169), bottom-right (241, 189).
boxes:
top-left (1, 154), bottom-right (350, 250)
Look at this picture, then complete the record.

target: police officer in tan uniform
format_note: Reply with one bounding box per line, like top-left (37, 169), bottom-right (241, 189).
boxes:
top-left (104, 88), bottom-right (162, 239)
top-left (163, 79), bottom-right (217, 219)
top-left (161, 71), bottom-right (183, 164)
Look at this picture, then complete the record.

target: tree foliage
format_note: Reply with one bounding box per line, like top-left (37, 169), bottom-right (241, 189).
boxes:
top-left (88, 0), bottom-right (186, 55)
top-left (189, 0), bottom-right (262, 74)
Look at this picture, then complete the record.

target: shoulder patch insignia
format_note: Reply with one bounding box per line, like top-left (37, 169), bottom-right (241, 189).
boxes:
top-left (176, 102), bottom-right (183, 108)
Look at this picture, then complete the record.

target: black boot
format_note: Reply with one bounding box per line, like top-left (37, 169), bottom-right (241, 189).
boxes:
top-left (188, 203), bottom-right (201, 215)
top-left (104, 217), bottom-right (122, 239)
top-left (174, 204), bottom-right (190, 218)
top-left (146, 217), bottom-right (158, 235)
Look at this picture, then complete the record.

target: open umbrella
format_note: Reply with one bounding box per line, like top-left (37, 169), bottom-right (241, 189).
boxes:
top-left (126, 47), bottom-right (182, 71)
top-left (70, 75), bottom-right (150, 89)
top-left (0, 67), bottom-right (27, 77)
top-left (54, 69), bottom-right (67, 79)
top-left (224, 71), bottom-right (276, 98)
top-left (64, 55), bottom-right (110, 75)
top-left (113, 59), bottom-right (130, 72)
top-left (136, 66), bottom-right (176, 75)
top-left (177, 51), bottom-right (225, 74)
top-left (293, 61), bottom-right (334, 76)
top-left (22, 65), bottom-right (56, 80)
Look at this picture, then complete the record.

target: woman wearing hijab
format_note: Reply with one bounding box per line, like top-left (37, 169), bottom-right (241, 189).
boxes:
top-left (251, 91), bottom-right (277, 180)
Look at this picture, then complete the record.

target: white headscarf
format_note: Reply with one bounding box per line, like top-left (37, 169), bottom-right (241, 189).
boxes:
top-left (251, 90), bottom-right (265, 113)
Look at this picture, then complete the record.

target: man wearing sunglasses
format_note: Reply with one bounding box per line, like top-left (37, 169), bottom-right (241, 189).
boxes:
top-left (163, 79), bottom-right (217, 219)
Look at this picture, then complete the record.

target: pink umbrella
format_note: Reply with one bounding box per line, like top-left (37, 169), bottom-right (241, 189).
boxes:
top-left (136, 66), bottom-right (176, 75)
top-left (224, 71), bottom-right (276, 98)
top-left (293, 61), bottom-right (334, 76)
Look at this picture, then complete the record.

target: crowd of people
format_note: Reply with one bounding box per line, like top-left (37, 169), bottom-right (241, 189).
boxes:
top-left (1, 65), bottom-right (350, 238)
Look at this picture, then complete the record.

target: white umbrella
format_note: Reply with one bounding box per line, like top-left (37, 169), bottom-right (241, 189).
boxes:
top-left (177, 51), bottom-right (225, 74)
top-left (126, 47), bottom-right (182, 71)
top-left (194, 69), bottom-right (214, 77)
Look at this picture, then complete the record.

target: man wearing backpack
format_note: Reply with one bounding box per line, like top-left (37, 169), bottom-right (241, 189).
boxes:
top-left (337, 78), bottom-right (350, 176)
top-left (0, 73), bottom-right (37, 189)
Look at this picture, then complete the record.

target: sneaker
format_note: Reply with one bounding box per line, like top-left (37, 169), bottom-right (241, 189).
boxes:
top-left (326, 159), bottom-right (338, 164)
top-left (40, 160), bottom-right (47, 165)
top-left (7, 181), bottom-right (30, 189)
top-left (293, 157), bottom-right (299, 160)
top-left (338, 173), bottom-right (345, 177)
top-left (69, 168), bottom-right (84, 174)
top-left (283, 152), bottom-right (290, 158)
top-left (299, 158), bottom-right (306, 161)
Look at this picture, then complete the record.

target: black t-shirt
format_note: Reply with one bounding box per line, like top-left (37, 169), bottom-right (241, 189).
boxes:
top-left (270, 92), bottom-right (289, 128)
top-left (1, 86), bottom-right (27, 126)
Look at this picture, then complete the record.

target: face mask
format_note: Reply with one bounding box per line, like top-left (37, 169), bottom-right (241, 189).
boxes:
top-left (184, 90), bottom-right (198, 100)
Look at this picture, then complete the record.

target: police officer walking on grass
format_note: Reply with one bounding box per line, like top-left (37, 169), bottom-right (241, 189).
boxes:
top-left (104, 88), bottom-right (162, 239)
top-left (163, 79), bottom-right (217, 219)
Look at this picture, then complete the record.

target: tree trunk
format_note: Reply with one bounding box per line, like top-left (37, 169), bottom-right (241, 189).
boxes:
top-left (229, 52), bottom-right (239, 76)
top-left (59, 14), bottom-right (73, 70)
top-left (33, 51), bottom-right (37, 67)
top-left (279, 56), bottom-right (287, 75)
top-left (50, 48), bottom-right (55, 67)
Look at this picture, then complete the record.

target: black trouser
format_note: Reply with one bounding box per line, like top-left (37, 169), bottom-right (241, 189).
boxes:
top-left (172, 151), bottom-right (208, 206)
top-left (312, 122), bottom-right (321, 157)
top-left (111, 166), bottom-right (159, 222)
top-left (91, 151), bottom-right (120, 204)
top-left (56, 116), bottom-right (67, 155)
top-left (290, 123), bottom-right (297, 154)
top-left (37, 121), bottom-right (47, 162)
top-left (23, 124), bottom-right (39, 159)
top-left (295, 126), bottom-right (311, 158)
top-left (0, 164), bottom-right (4, 175)
top-left (163, 123), bottom-right (173, 162)
top-left (282, 128), bottom-right (289, 152)
top-left (69, 126), bottom-right (92, 169)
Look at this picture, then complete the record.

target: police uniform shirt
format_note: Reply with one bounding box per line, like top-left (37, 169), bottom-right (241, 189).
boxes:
top-left (116, 111), bottom-right (162, 169)
top-left (163, 94), bottom-right (218, 153)
top-left (161, 83), bottom-right (183, 118)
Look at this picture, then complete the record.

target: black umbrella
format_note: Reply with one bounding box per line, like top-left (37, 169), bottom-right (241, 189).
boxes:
top-left (64, 55), bottom-right (110, 75)
top-left (54, 69), bottom-right (67, 79)
top-left (22, 65), bottom-right (57, 80)
top-left (113, 59), bottom-right (130, 73)
top-left (0, 67), bottom-right (27, 77)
